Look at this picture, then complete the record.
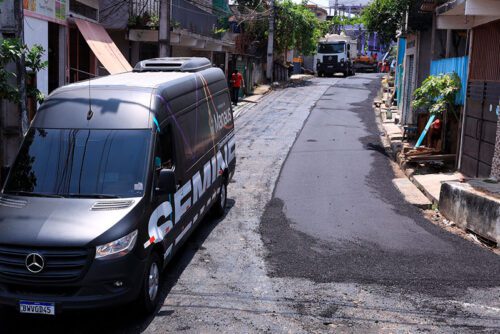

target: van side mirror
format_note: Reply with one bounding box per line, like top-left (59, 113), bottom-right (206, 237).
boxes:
top-left (157, 169), bottom-right (176, 194)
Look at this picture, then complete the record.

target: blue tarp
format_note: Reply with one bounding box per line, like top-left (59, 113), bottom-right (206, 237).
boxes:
top-left (396, 38), bottom-right (406, 107)
top-left (397, 38), bottom-right (406, 65)
top-left (430, 56), bottom-right (469, 105)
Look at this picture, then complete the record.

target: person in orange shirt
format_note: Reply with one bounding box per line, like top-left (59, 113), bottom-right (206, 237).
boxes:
top-left (230, 69), bottom-right (244, 106)
top-left (427, 118), bottom-right (442, 149)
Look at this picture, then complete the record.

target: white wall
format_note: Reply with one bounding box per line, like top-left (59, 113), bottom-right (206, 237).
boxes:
top-left (24, 16), bottom-right (49, 97)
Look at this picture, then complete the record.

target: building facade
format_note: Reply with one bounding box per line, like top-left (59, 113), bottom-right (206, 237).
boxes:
top-left (100, 0), bottom-right (235, 77)
top-left (396, 0), bottom-right (500, 179)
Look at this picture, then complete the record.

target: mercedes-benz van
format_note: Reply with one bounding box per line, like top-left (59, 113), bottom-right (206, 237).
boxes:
top-left (0, 57), bottom-right (236, 315)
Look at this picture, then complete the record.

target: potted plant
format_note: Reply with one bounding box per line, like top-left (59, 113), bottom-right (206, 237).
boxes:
top-left (412, 73), bottom-right (461, 150)
top-left (413, 73), bottom-right (461, 118)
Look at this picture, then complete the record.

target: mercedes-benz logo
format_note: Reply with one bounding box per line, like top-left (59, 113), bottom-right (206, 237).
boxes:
top-left (25, 253), bottom-right (45, 274)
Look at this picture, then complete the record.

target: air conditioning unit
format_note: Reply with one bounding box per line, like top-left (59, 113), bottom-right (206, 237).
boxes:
top-left (133, 57), bottom-right (212, 73)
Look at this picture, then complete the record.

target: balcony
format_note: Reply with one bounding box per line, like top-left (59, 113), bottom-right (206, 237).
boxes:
top-left (128, 0), bottom-right (226, 38)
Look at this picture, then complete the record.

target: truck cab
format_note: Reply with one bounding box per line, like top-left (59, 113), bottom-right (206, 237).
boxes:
top-left (314, 34), bottom-right (356, 77)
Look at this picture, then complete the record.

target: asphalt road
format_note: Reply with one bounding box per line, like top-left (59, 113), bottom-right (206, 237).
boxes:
top-left (261, 74), bottom-right (500, 332)
top-left (1, 75), bottom-right (499, 333)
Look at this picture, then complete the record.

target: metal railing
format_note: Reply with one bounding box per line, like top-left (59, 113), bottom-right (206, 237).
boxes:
top-left (130, 0), bottom-right (159, 17)
top-left (129, 0), bottom-right (218, 38)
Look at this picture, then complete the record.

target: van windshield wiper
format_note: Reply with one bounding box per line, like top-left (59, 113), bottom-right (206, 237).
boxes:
top-left (63, 193), bottom-right (121, 199)
top-left (4, 191), bottom-right (64, 198)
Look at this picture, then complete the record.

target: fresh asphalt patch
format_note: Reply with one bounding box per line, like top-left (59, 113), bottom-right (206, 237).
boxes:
top-left (260, 74), bottom-right (500, 298)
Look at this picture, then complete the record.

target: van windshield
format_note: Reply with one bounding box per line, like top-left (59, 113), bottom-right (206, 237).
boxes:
top-left (318, 43), bottom-right (345, 54)
top-left (4, 128), bottom-right (151, 198)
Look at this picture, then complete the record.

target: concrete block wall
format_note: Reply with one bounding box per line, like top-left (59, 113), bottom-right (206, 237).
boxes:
top-left (440, 182), bottom-right (500, 244)
top-left (491, 120), bottom-right (500, 179)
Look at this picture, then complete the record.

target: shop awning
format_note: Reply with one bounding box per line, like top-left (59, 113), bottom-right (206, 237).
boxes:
top-left (75, 18), bottom-right (132, 74)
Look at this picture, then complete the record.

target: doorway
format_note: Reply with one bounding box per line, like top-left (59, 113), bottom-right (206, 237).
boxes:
top-left (69, 27), bottom-right (96, 82)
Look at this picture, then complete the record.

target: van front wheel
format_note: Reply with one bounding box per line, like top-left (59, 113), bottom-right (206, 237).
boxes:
top-left (137, 252), bottom-right (161, 314)
top-left (212, 181), bottom-right (227, 218)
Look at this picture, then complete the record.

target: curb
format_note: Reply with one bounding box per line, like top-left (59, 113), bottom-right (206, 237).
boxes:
top-left (233, 86), bottom-right (275, 119)
top-left (374, 100), bottom-right (437, 208)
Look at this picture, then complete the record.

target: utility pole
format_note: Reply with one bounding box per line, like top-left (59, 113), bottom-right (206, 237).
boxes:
top-left (159, 0), bottom-right (171, 57)
top-left (334, 0), bottom-right (339, 34)
top-left (14, 0), bottom-right (28, 135)
top-left (266, 0), bottom-right (274, 81)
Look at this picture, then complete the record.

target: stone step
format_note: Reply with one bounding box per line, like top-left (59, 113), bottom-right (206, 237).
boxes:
top-left (392, 178), bottom-right (432, 209)
top-left (411, 173), bottom-right (462, 204)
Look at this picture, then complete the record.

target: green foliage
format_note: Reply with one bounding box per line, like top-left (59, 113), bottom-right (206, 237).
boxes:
top-left (235, 0), bottom-right (262, 8)
top-left (362, 0), bottom-right (411, 45)
top-left (412, 73), bottom-right (461, 117)
top-left (148, 15), bottom-right (159, 29)
top-left (0, 39), bottom-right (23, 102)
top-left (275, 0), bottom-right (326, 56)
top-left (330, 15), bottom-right (363, 31)
top-left (0, 38), bottom-right (48, 104)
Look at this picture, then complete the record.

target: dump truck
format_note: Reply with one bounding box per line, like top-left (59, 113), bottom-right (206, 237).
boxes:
top-left (314, 33), bottom-right (357, 77)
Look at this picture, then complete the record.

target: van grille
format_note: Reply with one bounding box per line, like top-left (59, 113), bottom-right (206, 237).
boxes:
top-left (0, 196), bottom-right (28, 209)
top-left (5, 284), bottom-right (80, 297)
top-left (91, 200), bottom-right (134, 211)
top-left (0, 245), bottom-right (92, 284)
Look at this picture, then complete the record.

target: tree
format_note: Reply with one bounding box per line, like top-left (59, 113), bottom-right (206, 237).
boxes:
top-left (274, 0), bottom-right (327, 56)
top-left (412, 73), bottom-right (461, 118)
top-left (362, 0), bottom-right (411, 46)
top-left (0, 39), bottom-right (48, 129)
top-left (329, 14), bottom-right (363, 35)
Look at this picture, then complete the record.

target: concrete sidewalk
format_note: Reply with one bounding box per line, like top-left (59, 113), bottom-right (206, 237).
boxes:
top-left (374, 80), bottom-right (498, 247)
top-left (242, 84), bottom-right (271, 104)
top-left (411, 173), bottom-right (463, 204)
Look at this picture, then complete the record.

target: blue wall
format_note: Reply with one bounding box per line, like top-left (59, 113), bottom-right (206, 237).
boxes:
top-left (430, 56), bottom-right (468, 105)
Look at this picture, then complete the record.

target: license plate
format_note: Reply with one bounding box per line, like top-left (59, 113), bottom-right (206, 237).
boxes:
top-left (327, 65), bottom-right (333, 68)
top-left (19, 301), bottom-right (55, 315)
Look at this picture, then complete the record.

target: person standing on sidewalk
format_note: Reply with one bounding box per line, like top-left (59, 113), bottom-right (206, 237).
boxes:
top-left (230, 69), bottom-right (244, 106)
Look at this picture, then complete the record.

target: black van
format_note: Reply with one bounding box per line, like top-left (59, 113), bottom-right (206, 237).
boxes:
top-left (0, 57), bottom-right (236, 315)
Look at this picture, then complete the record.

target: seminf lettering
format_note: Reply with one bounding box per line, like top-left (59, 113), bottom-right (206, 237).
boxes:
top-left (147, 137), bottom-right (236, 247)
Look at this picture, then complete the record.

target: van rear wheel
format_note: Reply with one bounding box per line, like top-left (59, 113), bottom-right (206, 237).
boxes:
top-left (137, 252), bottom-right (161, 314)
top-left (212, 181), bottom-right (227, 218)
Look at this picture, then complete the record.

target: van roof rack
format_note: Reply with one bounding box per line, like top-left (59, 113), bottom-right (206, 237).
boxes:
top-left (133, 57), bottom-right (212, 73)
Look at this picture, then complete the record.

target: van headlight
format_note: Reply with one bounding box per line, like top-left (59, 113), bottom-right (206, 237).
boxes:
top-left (96, 230), bottom-right (138, 259)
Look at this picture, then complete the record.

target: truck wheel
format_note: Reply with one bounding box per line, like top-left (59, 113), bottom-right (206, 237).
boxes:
top-left (212, 180), bottom-right (227, 218)
top-left (138, 252), bottom-right (162, 314)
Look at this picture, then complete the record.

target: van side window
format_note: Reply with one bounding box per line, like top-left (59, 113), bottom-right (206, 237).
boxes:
top-left (158, 125), bottom-right (174, 170)
top-left (177, 113), bottom-right (196, 164)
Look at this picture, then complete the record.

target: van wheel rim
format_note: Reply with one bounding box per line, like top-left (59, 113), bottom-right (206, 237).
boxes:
top-left (148, 262), bottom-right (159, 301)
top-left (221, 185), bottom-right (226, 208)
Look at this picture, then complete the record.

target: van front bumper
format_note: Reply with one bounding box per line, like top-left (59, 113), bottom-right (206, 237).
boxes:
top-left (0, 253), bottom-right (147, 313)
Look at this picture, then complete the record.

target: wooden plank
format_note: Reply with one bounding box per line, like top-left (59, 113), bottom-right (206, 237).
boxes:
top-left (407, 154), bottom-right (456, 162)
